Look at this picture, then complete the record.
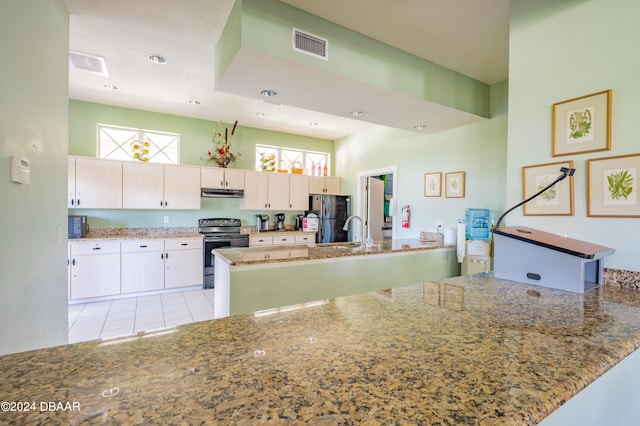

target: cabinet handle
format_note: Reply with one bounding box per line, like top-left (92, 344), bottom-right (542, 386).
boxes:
top-left (70, 199), bottom-right (75, 206)
top-left (72, 259), bottom-right (76, 266)
top-left (77, 199), bottom-right (81, 206)
top-left (181, 243), bottom-right (188, 246)
top-left (140, 245), bottom-right (147, 248)
top-left (92, 247), bottom-right (101, 251)
top-left (165, 253), bottom-right (169, 259)
top-left (161, 253), bottom-right (164, 259)
top-left (164, 201), bottom-right (168, 207)
top-left (220, 180), bottom-right (224, 187)
top-left (160, 200), bottom-right (164, 207)
top-left (225, 181), bottom-right (229, 187)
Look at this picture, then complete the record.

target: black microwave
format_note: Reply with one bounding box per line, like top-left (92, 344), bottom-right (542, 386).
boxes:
top-left (68, 215), bottom-right (88, 239)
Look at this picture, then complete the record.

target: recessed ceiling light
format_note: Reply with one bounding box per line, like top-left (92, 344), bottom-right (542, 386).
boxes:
top-left (188, 100), bottom-right (200, 105)
top-left (349, 110), bottom-right (365, 117)
top-left (103, 84), bottom-right (118, 91)
top-left (148, 54), bottom-right (168, 64)
top-left (414, 124), bottom-right (427, 130)
top-left (255, 112), bottom-right (266, 117)
top-left (260, 89), bottom-right (278, 98)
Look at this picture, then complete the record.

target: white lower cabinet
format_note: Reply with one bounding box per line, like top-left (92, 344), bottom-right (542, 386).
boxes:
top-left (121, 240), bottom-right (165, 294)
top-left (249, 232), bottom-right (316, 247)
top-left (69, 237), bottom-right (203, 300)
top-left (69, 241), bottom-right (121, 300)
top-left (164, 238), bottom-right (203, 289)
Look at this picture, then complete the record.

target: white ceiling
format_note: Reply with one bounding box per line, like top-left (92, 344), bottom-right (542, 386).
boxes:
top-left (64, 0), bottom-right (510, 140)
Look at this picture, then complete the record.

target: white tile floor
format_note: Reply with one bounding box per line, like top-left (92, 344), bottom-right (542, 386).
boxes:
top-left (68, 289), bottom-right (215, 344)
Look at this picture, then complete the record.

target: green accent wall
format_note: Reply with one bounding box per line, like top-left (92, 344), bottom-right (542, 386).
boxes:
top-left (335, 81), bottom-right (508, 238)
top-left (68, 100), bottom-right (334, 229)
top-left (0, 0), bottom-right (69, 355)
top-left (508, 0), bottom-right (640, 271)
top-left (221, 0), bottom-right (490, 117)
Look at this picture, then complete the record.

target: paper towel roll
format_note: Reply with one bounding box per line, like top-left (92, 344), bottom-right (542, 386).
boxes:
top-left (456, 221), bottom-right (466, 263)
top-left (444, 228), bottom-right (456, 245)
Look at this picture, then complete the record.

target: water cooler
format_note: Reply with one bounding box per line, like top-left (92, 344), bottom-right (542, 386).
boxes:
top-left (458, 208), bottom-right (492, 275)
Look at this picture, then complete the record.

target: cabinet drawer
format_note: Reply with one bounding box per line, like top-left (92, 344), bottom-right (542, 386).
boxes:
top-left (250, 235), bottom-right (273, 246)
top-left (70, 241), bottom-right (120, 255)
top-left (273, 235), bottom-right (295, 245)
top-left (294, 234), bottom-right (315, 245)
top-left (165, 237), bottom-right (203, 251)
top-left (121, 239), bottom-right (164, 253)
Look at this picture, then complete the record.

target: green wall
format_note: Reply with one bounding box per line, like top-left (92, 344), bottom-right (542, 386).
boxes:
top-left (335, 81), bottom-right (508, 238)
top-left (0, 0), bottom-right (69, 355)
top-left (68, 100), bottom-right (334, 229)
top-left (508, 0), bottom-right (640, 271)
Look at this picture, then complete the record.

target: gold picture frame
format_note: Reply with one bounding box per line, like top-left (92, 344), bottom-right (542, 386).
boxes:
top-left (588, 153), bottom-right (640, 217)
top-left (424, 172), bottom-right (442, 197)
top-left (552, 89), bottom-right (612, 157)
top-left (522, 160), bottom-right (574, 216)
top-left (445, 171), bottom-right (465, 198)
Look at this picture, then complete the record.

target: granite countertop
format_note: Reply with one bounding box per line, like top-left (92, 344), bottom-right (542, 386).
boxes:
top-left (1, 274), bottom-right (640, 424)
top-left (71, 227), bottom-right (202, 242)
top-left (215, 238), bottom-right (451, 266)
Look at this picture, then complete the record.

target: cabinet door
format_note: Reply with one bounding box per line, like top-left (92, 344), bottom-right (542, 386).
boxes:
top-left (267, 172), bottom-right (290, 210)
top-left (289, 174), bottom-right (310, 210)
top-left (241, 171), bottom-right (269, 210)
top-left (68, 158), bottom-right (76, 208)
top-left (70, 253), bottom-right (120, 299)
top-left (164, 165), bottom-right (200, 209)
top-left (323, 176), bottom-right (342, 195)
top-left (74, 158), bottom-right (123, 208)
top-left (201, 167), bottom-right (225, 189)
top-left (121, 240), bottom-right (165, 294)
top-left (224, 168), bottom-right (245, 190)
top-left (308, 176), bottom-right (325, 194)
top-left (164, 249), bottom-right (203, 288)
top-left (122, 162), bottom-right (164, 209)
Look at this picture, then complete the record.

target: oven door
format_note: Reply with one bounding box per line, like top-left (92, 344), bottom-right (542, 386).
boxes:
top-left (203, 235), bottom-right (249, 289)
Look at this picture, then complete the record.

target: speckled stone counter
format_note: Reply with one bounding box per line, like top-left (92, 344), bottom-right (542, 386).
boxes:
top-left (2, 274), bottom-right (640, 424)
top-left (216, 238), bottom-right (448, 266)
top-left (76, 226), bottom-right (201, 241)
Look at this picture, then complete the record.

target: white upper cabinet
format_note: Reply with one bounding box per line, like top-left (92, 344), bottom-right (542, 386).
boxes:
top-left (201, 167), bottom-right (245, 190)
top-left (309, 176), bottom-right (341, 195)
top-left (289, 174), bottom-right (310, 210)
top-left (69, 157), bottom-right (123, 209)
top-left (122, 162), bottom-right (200, 209)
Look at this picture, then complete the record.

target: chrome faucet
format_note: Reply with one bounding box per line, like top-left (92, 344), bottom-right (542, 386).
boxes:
top-left (343, 215), bottom-right (373, 248)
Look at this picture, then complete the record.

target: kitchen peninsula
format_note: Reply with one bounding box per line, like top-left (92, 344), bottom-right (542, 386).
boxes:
top-left (2, 274), bottom-right (639, 424)
top-left (213, 239), bottom-right (459, 318)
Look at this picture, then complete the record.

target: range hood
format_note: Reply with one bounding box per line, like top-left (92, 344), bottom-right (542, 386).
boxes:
top-left (201, 187), bottom-right (244, 198)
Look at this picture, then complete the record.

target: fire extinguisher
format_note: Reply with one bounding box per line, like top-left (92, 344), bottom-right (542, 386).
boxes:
top-left (401, 205), bottom-right (411, 228)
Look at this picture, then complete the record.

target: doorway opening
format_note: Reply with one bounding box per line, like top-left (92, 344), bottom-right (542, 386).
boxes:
top-left (355, 166), bottom-right (397, 242)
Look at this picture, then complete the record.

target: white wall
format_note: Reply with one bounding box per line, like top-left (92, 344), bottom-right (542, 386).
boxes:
top-left (508, 0), bottom-right (640, 271)
top-left (335, 82), bottom-right (508, 238)
top-left (0, 0), bottom-right (69, 355)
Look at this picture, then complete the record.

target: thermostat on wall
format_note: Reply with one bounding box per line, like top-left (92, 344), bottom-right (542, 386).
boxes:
top-left (11, 156), bottom-right (30, 184)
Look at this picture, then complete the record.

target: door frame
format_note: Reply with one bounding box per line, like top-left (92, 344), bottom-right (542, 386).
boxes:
top-left (356, 165), bottom-right (398, 242)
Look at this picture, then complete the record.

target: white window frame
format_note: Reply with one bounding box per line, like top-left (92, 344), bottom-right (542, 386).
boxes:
top-left (97, 124), bottom-right (180, 164)
top-left (255, 144), bottom-right (330, 176)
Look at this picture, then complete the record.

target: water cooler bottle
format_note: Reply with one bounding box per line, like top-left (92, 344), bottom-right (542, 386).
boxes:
top-left (459, 208), bottom-right (492, 275)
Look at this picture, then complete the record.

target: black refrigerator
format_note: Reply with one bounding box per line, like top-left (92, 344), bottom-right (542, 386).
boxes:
top-left (308, 195), bottom-right (351, 243)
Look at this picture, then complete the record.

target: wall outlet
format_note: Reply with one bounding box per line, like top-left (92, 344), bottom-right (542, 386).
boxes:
top-left (164, 216), bottom-right (169, 224)
top-left (435, 220), bottom-right (443, 230)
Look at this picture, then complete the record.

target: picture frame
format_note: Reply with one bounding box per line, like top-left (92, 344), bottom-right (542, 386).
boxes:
top-left (445, 171), bottom-right (465, 198)
top-left (522, 160), bottom-right (574, 216)
top-left (552, 89), bottom-right (612, 157)
top-left (422, 281), bottom-right (441, 307)
top-left (588, 153), bottom-right (640, 217)
top-left (424, 172), bottom-right (442, 197)
top-left (443, 284), bottom-right (464, 312)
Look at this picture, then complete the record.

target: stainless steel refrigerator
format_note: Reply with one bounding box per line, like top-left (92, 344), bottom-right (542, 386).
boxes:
top-left (308, 195), bottom-right (351, 243)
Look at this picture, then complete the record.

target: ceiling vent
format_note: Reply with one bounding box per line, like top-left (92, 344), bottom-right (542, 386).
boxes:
top-left (292, 28), bottom-right (328, 60)
top-left (69, 50), bottom-right (109, 77)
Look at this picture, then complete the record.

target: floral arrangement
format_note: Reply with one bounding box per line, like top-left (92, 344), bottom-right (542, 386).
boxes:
top-left (203, 120), bottom-right (240, 167)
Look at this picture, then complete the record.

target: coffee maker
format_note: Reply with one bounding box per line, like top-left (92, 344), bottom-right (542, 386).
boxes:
top-left (294, 214), bottom-right (304, 230)
top-left (255, 214), bottom-right (269, 232)
top-left (275, 213), bottom-right (286, 231)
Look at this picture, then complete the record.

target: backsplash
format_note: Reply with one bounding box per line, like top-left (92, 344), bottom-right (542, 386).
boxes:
top-left (85, 227), bottom-right (198, 238)
top-left (604, 268), bottom-right (640, 290)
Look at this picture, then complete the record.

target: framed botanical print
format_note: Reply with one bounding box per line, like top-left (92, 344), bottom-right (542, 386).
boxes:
top-left (552, 89), bottom-right (612, 156)
top-left (424, 172), bottom-right (442, 197)
top-left (522, 160), bottom-right (574, 216)
top-left (445, 171), bottom-right (465, 198)
top-left (588, 153), bottom-right (640, 217)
